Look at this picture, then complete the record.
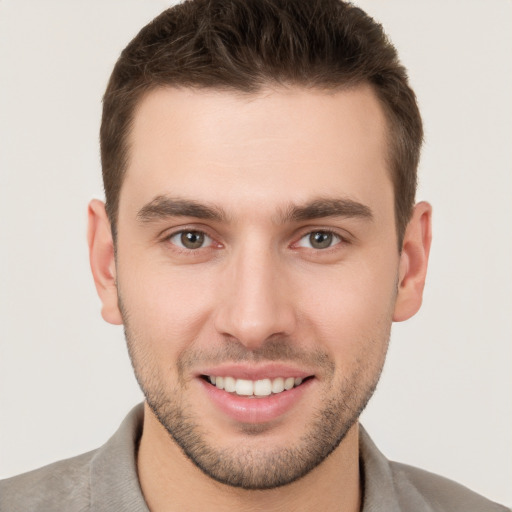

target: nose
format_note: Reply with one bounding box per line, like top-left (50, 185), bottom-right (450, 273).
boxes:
top-left (213, 240), bottom-right (297, 350)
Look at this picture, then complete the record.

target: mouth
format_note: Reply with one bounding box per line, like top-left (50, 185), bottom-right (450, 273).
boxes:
top-left (200, 374), bottom-right (314, 397)
top-left (197, 364), bottom-right (316, 423)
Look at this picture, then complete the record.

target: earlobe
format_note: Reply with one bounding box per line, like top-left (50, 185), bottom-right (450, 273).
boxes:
top-left (87, 199), bottom-right (123, 325)
top-left (393, 201), bottom-right (432, 322)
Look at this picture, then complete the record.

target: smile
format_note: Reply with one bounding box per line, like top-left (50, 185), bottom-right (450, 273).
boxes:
top-left (199, 370), bottom-right (315, 423)
top-left (205, 375), bottom-right (307, 397)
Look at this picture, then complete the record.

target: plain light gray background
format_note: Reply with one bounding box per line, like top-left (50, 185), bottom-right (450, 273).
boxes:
top-left (0, 0), bottom-right (511, 506)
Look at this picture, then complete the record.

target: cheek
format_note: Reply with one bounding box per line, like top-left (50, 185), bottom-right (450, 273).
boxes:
top-left (293, 257), bottom-right (398, 357)
top-left (117, 259), bottom-right (218, 352)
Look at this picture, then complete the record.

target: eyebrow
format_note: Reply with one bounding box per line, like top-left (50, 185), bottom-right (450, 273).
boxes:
top-left (137, 196), bottom-right (227, 223)
top-left (281, 197), bottom-right (373, 223)
top-left (136, 195), bottom-right (373, 224)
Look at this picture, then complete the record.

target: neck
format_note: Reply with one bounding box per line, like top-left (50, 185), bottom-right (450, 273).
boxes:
top-left (137, 403), bottom-right (361, 512)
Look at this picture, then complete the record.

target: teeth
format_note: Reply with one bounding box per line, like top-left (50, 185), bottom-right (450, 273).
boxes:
top-left (284, 377), bottom-right (295, 390)
top-left (254, 379), bottom-right (272, 396)
top-left (224, 376), bottom-right (236, 393)
top-left (208, 375), bottom-right (306, 397)
top-left (271, 377), bottom-right (285, 394)
top-left (235, 379), bottom-right (253, 396)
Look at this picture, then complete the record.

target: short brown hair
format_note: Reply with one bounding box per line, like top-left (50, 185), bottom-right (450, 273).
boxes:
top-left (101, 0), bottom-right (423, 246)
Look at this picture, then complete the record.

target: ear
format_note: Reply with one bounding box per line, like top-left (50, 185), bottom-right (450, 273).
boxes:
top-left (87, 199), bottom-right (123, 325)
top-left (393, 201), bottom-right (432, 322)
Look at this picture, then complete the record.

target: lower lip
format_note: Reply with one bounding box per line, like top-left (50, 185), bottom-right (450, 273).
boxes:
top-left (200, 378), bottom-right (313, 424)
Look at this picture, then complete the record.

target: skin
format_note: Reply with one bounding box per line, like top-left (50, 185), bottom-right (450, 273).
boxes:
top-left (88, 85), bottom-right (431, 512)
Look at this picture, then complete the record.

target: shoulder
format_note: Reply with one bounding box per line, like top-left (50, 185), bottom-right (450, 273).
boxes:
top-left (358, 425), bottom-right (509, 512)
top-left (0, 449), bottom-right (96, 512)
top-left (389, 461), bottom-right (510, 512)
top-left (0, 405), bottom-right (146, 512)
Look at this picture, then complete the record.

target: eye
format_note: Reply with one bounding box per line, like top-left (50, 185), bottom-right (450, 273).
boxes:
top-left (296, 230), bottom-right (342, 250)
top-left (168, 230), bottom-right (213, 250)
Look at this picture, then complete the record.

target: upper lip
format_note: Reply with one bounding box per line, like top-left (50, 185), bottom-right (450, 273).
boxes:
top-left (196, 363), bottom-right (314, 381)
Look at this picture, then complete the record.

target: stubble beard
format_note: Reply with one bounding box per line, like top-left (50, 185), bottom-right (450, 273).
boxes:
top-left (122, 318), bottom-right (389, 490)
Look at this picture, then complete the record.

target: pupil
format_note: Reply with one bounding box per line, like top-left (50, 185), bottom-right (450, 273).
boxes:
top-left (310, 231), bottom-right (332, 249)
top-left (181, 231), bottom-right (204, 249)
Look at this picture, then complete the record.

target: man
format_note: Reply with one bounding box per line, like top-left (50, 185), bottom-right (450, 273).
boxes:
top-left (0, 0), bottom-right (509, 511)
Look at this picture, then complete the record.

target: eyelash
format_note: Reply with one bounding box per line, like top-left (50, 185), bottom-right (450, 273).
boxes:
top-left (163, 227), bottom-right (349, 253)
top-left (293, 229), bottom-right (345, 250)
top-left (165, 229), bottom-right (220, 253)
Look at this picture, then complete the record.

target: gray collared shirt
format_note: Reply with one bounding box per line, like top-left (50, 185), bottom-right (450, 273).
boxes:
top-left (0, 404), bottom-right (509, 511)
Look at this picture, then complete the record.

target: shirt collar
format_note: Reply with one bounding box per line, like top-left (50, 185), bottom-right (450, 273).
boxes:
top-left (90, 404), bottom-right (149, 512)
top-left (358, 425), bottom-right (402, 511)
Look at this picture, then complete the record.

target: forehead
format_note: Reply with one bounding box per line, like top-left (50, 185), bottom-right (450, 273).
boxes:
top-left (122, 85), bottom-right (392, 218)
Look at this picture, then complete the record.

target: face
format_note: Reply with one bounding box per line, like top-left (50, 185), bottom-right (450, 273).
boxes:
top-left (102, 85), bottom-right (411, 489)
